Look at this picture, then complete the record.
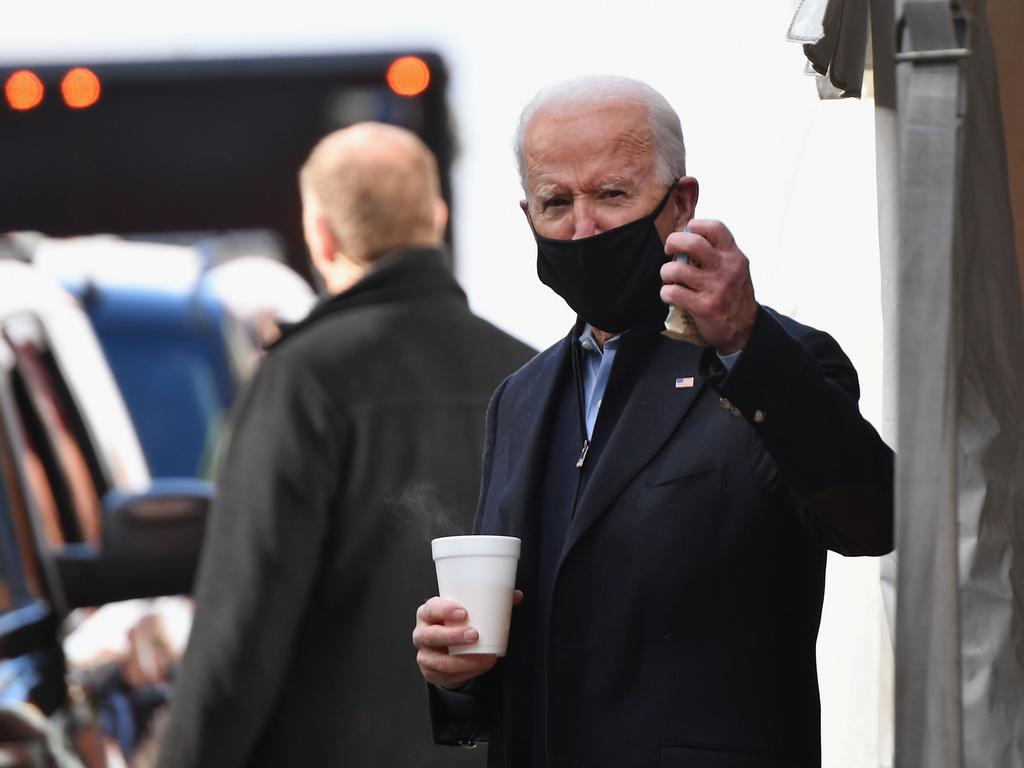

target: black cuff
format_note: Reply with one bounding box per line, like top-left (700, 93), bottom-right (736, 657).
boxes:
top-left (427, 681), bottom-right (485, 746)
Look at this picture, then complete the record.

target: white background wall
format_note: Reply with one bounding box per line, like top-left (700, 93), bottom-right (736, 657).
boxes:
top-left (1, 2), bottom-right (891, 764)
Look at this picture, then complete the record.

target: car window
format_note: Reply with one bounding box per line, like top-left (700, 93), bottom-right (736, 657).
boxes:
top-left (98, 325), bottom-right (233, 480)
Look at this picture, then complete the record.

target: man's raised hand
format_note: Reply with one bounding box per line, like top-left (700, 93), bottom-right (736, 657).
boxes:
top-left (660, 219), bottom-right (757, 355)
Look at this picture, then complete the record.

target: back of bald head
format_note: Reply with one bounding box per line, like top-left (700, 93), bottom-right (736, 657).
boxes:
top-left (299, 122), bottom-right (443, 262)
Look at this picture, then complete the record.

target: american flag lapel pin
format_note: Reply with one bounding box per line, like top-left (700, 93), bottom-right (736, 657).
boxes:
top-left (675, 376), bottom-right (695, 389)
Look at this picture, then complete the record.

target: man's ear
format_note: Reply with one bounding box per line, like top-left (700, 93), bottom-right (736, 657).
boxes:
top-left (672, 177), bottom-right (699, 229)
top-left (317, 216), bottom-right (340, 263)
top-left (304, 206), bottom-right (341, 277)
top-left (433, 198), bottom-right (449, 240)
top-left (519, 199), bottom-right (532, 223)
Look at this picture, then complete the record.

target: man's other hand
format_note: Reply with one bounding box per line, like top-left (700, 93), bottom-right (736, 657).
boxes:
top-left (413, 592), bottom-right (523, 690)
top-left (660, 219), bottom-right (758, 355)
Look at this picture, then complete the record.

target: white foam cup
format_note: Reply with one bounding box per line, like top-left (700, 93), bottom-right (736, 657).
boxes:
top-left (431, 535), bottom-right (521, 656)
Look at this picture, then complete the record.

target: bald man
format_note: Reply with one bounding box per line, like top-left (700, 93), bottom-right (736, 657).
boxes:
top-left (413, 78), bottom-right (892, 767)
top-left (157, 123), bottom-right (534, 768)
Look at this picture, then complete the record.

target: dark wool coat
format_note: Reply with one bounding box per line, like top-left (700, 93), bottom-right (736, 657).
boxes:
top-left (158, 247), bottom-right (535, 767)
top-left (430, 306), bottom-right (894, 768)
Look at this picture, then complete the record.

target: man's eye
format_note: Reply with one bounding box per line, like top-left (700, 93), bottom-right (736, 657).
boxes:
top-left (545, 198), bottom-right (570, 209)
top-left (600, 189), bottom-right (624, 199)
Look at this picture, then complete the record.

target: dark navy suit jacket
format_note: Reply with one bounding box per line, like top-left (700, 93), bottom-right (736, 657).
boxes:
top-left (430, 306), bottom-right (894, 768)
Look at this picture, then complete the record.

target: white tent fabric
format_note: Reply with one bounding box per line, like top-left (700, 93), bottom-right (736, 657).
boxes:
top-left (787, 0), bottom-right (869, 98)
top-left (790, 0), bottom-right (1024, 766)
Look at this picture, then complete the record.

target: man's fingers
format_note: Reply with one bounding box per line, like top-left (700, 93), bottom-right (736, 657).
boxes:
top-left (414, 591), bottom-right (524, 687)
top-left (660, 221), bottom-right (758, 354)
top-left (415, 623), bottom-right (480, 650)
top-left (664, 230), bottom-right (718, 269)
top-left (414, 591), bottom-right (522, 688)
top-left (685, 218), bottom-right (735, 249)
top-left (418, 591), bottom-right (523, 624)
top-left (660, 282), bottom-right (709, 317)
top-left (417, 596), bottom-right (467, 625)
top-left (661, 259), bottom-right (710, 294)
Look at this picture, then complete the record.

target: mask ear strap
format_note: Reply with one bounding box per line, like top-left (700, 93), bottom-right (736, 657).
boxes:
top-left (650, 181), bottom-right (677, 219)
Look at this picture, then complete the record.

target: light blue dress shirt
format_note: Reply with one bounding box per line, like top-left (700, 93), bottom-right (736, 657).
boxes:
top-left (577, 325), bottom-right (741, 439)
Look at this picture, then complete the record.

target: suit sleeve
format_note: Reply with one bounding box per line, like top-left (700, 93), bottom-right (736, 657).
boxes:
top-left (702, 305), bottom-right (894, 556)
top-left (158, 355), bottom-right (344, 768)
top-left (426, 377), bottom-right (510, 746)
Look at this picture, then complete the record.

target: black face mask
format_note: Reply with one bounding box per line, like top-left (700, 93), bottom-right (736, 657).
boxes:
top-left (534, 185), bottom-right (675, 334)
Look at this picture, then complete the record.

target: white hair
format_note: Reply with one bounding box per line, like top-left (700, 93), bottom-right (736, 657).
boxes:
top-left (513, 75), bottom-right (687, 195)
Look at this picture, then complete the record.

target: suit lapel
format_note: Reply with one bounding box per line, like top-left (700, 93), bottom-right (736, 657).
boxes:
top-left (561, 335), bottom-right (706, 559)
top-left (492, 335), bottom-right (572, 597)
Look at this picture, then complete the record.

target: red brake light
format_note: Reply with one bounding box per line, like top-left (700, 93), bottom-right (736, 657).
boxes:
top-left (5, 70), bottom-right (45, 111)
top-left (62, 67), bottom-right (101, 109)
top-left (387, 56), bottom-right (431, 97)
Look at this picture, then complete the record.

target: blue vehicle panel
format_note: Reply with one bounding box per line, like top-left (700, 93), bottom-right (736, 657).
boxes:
top-left (74, 286), bottom-right (238, 479)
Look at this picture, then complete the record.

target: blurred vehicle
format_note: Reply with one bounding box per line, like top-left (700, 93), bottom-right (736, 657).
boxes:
top-left (0, 260), bottom-right (210, 766)
top-left (17, 234), bottom-right (316, 480)
top-left (0, 53), bottom-right (455, 279)
top-left (0, 227), bottom-right (313, 766)
top-left (0, 48), bottom-right (446, 764)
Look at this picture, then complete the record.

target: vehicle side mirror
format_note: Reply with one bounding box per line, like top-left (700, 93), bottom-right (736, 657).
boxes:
top-left (56, 479), bottom-right (212, 607)
top-left (102, 478), bottom-right (211, 560)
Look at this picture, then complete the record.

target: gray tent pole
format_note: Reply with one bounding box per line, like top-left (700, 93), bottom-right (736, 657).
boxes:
top-left (869, 3), bottom-right (899, 762)
top-left (892, 2), bottom-right (966, 767)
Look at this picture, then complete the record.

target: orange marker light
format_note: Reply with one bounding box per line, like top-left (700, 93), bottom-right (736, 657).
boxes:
top-left (386, 56), bottom-right (430, 97)
top-left (5, 70), bottom-right (45, 111)
top-left (61, 67), bottom-right (101, 109)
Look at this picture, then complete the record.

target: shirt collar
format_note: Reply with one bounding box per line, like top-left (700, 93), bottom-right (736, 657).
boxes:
top-left (577, 324), bottom-right (621, 355)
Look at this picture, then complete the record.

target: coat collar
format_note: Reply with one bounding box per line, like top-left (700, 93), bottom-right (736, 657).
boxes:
top-left (271, 246), bottom-right (464, 347)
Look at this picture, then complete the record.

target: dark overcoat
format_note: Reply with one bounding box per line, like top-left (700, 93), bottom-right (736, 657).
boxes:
top-left (431, 306), bottom-right (894, 768)
top-left (158, 247), bottom-right (535, 767)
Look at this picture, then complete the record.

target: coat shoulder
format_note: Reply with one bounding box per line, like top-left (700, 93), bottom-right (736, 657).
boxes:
top-left (263, 294), bottom-right (537, 416)
top-left (500, 336), bottom-right (566, 397)
top-left (761, 306), bottom-right (819, 342)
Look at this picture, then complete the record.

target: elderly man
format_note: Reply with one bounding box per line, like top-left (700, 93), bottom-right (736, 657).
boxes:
top-left (413, 77), bottom-right (893, 767)
top-left (158, 123), bottom-right (534, 767)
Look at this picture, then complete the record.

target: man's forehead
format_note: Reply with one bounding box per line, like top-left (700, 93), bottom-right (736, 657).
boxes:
top-left (526, 101), bottom-right (650, 145)
top-left (524, 101), bottom-right (654, 186)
